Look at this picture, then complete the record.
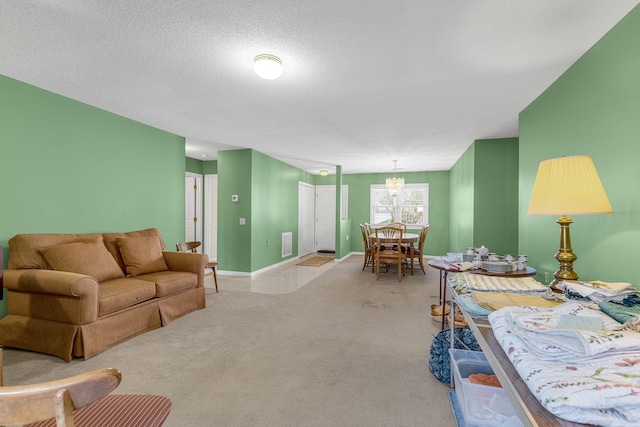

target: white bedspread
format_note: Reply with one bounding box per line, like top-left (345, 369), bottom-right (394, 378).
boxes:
top-left (489, 302), bottom-right (640, 426)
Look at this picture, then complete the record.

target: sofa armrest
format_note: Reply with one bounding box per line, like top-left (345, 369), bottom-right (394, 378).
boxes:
top-left (3, 269), bottom-right (99, 324)
top-left (4, 269), bottom-right (99, 297)
top-left (163, 252), bottom-right (208, 288)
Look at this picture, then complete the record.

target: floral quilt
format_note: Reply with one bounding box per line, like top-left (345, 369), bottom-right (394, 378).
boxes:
top-left (489, 302), bottom-right (640, 426)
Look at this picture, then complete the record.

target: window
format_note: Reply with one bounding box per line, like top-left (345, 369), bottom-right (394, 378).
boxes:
top-left (370, 184), bottom-right (429, 226)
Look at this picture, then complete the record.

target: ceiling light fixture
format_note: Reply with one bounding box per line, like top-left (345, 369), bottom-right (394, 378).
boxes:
top-left (319, 169), bottom-right (329, 176)
top-left (386, 160), bottom-right (404, 197)
top-left (253, 54), bottom-right (283, 80)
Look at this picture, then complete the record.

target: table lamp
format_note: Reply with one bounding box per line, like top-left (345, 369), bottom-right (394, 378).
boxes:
top-left (527, 155), bottom-right (613, 290)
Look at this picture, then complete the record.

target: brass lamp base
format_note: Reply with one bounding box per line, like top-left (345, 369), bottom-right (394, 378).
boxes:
top-left (549, 215), bottom-right (578, 293)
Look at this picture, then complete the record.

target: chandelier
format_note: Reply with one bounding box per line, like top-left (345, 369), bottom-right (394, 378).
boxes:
top-left (386, 160), bottom-right (404, 197)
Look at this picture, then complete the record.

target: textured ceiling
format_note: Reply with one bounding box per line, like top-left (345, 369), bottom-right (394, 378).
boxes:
top-left (1, 1), bottom-right (638, 174)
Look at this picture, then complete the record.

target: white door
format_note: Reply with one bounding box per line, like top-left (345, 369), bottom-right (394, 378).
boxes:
top-left (298, 182), bottom-right (315, 257)
top-left (204, 174), bottom-right (218, 260)
top-left (185, 173), bottom-right (203, 245)
top-left (315, 185), bottom-right (336, 252)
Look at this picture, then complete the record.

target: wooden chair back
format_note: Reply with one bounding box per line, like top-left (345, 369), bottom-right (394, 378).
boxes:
top-left (374, 226), bottom-right (405, 281)
top-left (380, 224), bottom-right (402, 238)
top-left (176, 241), bottom-right (201, 253)
top-left (389, 222), bottom-right (407, 230)
top-left (418, 224), bottom-right (429, 251)
top-left (0, 368), bottom-right (121, 426)
top-left (359, 224), bottom-right (369, 250)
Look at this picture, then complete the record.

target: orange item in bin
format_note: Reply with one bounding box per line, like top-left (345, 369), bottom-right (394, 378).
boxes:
top-left (469, 373), bottom-right (502, 388)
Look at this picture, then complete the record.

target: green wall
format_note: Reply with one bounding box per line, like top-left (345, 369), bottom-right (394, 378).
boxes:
top-left (186, 158), bottom-right (217, 175)
top-left (217, 149), bottom-right (315, 273)
top-left (474, 138), bottom-right (519, 255)
top-left (343, 171), bottom-right (450, 256)
top-left (449, 138), bottom-right (519, 255)
top-left (186, 157), bottom-right (204, 174)
top-left (519, 4), bottom-right (640, 286)
top-left (0, 74), bottom-right (186, 317)
top-left (203, 161), bottom-right (218, 175)
top-left (217, 150), bottom-right (253, 271)
top-left (449, 143), bottom-right (475, 252)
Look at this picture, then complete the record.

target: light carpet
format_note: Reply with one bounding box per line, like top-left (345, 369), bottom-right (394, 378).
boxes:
top-left (2, 256), bottom-right (454, 427)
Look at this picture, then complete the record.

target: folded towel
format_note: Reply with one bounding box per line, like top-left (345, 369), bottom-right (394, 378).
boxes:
top-left (500, 302), bottom-right (640, 361)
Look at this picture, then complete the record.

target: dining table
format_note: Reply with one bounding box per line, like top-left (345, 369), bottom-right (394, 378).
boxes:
top-left (369, 231), bottom-right (420, 274)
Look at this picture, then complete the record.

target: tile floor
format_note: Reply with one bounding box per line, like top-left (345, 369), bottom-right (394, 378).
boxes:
top-left (203, 253), bottom-right (338, 294)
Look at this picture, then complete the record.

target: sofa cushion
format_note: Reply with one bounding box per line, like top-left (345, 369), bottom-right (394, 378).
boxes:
top-left (40, 239), bottom-right (125, 283)
top-left (8, 233), bottom-right (104, 269)
top-left (98, 278), bottom-right (157, 316)
top-left (134, 271), bottom-right (198, 297)
top-left (117, 236), bottom-right (169, 277)
top-left (103, 228), bottom-right (166, 272)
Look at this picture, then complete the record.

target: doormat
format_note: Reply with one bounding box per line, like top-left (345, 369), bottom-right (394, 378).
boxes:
top-left (296, 256), bottom-right (335, 267)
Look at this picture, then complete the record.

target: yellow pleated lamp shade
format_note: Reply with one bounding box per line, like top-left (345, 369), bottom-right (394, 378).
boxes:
top-left (528, 155), bottom-right (613, 216)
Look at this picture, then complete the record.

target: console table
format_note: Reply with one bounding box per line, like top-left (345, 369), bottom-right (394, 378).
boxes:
top-left (428, 258), bottom-right (536, 329)
top-left (449, 283), bottom-right (588, 427)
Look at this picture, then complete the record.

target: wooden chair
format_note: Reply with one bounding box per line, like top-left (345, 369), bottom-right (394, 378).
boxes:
top-left (0, 367), bottom-right (171, 427)
top-left (383, 223), bottom-right (406, 252)
top-left (389, 222), bottom-right (406, 230)
top-left (359, 224), bottom-right (375, 271)
top-left (407, 224), bottom-right (429, 274)
top-left (374, 226), bottom-right (406, 282)
top-left (177, 241), bottom-right (218, 293)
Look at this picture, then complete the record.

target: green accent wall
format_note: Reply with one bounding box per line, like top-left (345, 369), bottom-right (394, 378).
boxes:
top-left (217, 149), bottom-right (315, 273)
top-left (449, 138), bottom-right (519, 255)
top-left (0, 74), bottom-right (186, 317)
top-left (186, 158), bottom-right (217, 175)
top-left (186, 157), bottom-right (204, 174)
top-left (519, 4), bottom-right (640, 286)
top-left (203, 161), bottom-right (218, 175)
top-left (474, 139), bottom-right (519, 254)
top-left (450, 143), bottom-right (475, 252)
top-left (342, 171), bottom-right (450, 256)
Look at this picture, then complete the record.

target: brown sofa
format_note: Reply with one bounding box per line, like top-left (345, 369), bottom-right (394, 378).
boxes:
top-left (0, 228), bottom-right (207, 361)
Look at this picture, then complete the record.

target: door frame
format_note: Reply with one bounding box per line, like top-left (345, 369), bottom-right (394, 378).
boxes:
top-left (203, 174), bottom-right (218, 260)
top-left (185, 172), bottom-right (203, 245)
top-left (298, 181), bottom-right (315, 257)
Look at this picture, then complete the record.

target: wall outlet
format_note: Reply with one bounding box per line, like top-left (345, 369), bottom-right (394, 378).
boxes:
top-left (346, 234), bottom-right (349, 241)
top-left (544, 271), bottom-right (550, 284)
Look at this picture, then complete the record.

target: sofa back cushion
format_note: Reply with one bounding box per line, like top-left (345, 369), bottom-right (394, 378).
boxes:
top-left (103, 228), bottom-right (166, 272)
top-left (40, 238), bottom-right (125, 283)
top-left (8, 233), bottom-right (104, 269)
top-left (116, 236), bottom-right (169, 277)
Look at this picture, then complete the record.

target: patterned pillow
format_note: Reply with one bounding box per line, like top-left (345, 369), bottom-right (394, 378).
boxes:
top-left (40, 239), bottom-right (125, 282)
top-left (116, 236), bottom-right (168, 277)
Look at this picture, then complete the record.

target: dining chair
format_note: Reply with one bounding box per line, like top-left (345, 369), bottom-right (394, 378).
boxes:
top-left (407, 224), bottom-right (429, 274)
top-left (176, 241), bottom-right (218, 293)
top-left (359, 224), bottom-right (375, 271)
top-left (364, 223), bottom-right (373, 236)
top-left (374, 226), bottom-right (406, 282)
top-left (389, 222), bottom-right (407, 230)
top-left (0, 367), bottom-right (172, 427)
